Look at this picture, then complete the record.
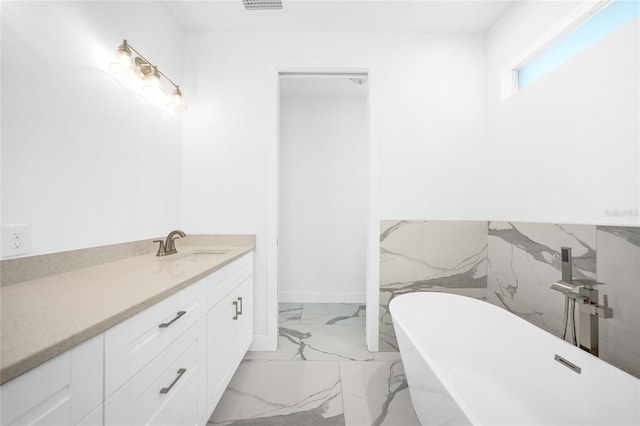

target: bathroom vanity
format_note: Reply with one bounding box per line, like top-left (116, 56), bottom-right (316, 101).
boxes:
top-left (0, 235), bottom-right (255, 425)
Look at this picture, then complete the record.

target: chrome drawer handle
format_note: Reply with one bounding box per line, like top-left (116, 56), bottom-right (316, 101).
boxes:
top-left (237, 297), bottom-right (243, 315)
top-left (160, 368), bottom-right (186, 394)
top-left (159, 311), bottom-right (186, 328)
top-left (233, 301), bottom-right (239, 320)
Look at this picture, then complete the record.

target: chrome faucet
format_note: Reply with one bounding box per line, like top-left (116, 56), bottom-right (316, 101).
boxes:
top-left (550, 247), bottom-right (613, 356)
top-left (154, 230), bottom-right (186, 256)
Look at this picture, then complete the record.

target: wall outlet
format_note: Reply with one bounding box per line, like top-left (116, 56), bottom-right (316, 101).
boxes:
top-left (2, 224), bottom-right (31, 257)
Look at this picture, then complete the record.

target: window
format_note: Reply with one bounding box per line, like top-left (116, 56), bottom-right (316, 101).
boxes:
top-left (516, 0), bottom-right (639, 90)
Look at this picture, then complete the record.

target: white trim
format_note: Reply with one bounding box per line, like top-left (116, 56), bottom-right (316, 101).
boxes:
top-left (270, 65), bottom-right (379, 352)
top-left (265, 67), bottom-right (281, 351)
top-left (501, 0), bottom-right (613, 100)
top-left (278, 292), bottom-right (366, 304)
top-left (280, 72), bottom-right (368, 79)
top-left (249, 334), bottom-right (277, 352)
top-left (365, 69), bottom-right (380, 353)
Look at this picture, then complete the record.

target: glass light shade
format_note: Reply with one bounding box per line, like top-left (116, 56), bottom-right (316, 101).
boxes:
top-left (167, 87), bottom-right (187, 112)
top-left (143, 67), bottom-right (166, 97)
top-left (109, 41), bottom-right (134, 76)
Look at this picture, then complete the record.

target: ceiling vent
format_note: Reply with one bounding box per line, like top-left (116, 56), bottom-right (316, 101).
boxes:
top-left (242, 0), bottom-right (284, 11)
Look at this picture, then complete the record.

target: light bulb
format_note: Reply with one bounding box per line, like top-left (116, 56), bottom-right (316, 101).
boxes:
top-left (143, 66), bottom-right (166, 97)
top-left (167, 86), bottom-right (187, 112)
top-left (109, 40), bottom-right (134, 76)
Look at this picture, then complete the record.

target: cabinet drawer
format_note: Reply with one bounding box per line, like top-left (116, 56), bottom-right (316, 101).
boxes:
top-left (162, 368), bottom-right (207, 426)
top-left (105, 280), bottom-right (206, 397)
top-left (205, 252), bottom-right (253, 310)
top-left (105, 317), bottom-right (206, 426)
top-left (0, 334), bottom-right (103, 426)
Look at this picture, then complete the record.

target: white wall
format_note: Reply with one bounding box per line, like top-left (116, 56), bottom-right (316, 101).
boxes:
top-left (278, 93), bottom-right (368, 303)
top-left (4, 0), bottom-right (636, 352)
top-left (180, 32), bottom-right (487, 349)
top-left (486, 1), bottom-right (640, 226)
top-left (1, 1), bottom-right (184, 256)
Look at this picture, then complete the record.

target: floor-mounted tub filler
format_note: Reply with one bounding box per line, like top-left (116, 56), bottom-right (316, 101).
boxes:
top-left (390, 292), bottom-right (640, 426)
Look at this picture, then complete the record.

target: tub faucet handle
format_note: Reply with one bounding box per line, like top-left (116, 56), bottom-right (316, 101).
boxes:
top-left (560, 247), bottom-right (573, 282)
top-left (595, 294), bottom-right (614, 319)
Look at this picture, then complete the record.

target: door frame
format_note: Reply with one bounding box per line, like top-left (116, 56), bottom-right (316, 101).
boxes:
top-left (267, 66), bottom-right (380, 351)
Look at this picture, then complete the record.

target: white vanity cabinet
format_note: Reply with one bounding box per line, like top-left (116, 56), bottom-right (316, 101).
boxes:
top-left (103, 250), bottom-right (254, 425)
top-left (204, 253), bottom-right (254, 414)
top-left (0, 334), bottom-right (104, 426)
top-left (0, 249), bottom-right (254, 426)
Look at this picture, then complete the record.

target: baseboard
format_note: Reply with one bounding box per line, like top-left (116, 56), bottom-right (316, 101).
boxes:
top-left (278, 291), bottom-right (366, 304)
top-left (249, 334), bottom-right (278, 351)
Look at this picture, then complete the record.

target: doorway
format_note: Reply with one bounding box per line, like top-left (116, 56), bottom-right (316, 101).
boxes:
top-left (276, 72), bottom-right (374, 349)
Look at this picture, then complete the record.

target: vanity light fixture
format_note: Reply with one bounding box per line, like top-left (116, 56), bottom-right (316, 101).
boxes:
top-left (110, 39), bottom-right (187, 112)
top-left (143, 66), bottom-right (166, 97)
top-left (168, 86), bottom-right (187, 112)
top-left (109, 40), bottom-right (135, 75)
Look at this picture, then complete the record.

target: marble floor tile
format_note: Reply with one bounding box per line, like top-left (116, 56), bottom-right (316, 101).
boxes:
top-left (245, 325), bottom-right (374, 362)
top-left (340, 361), bottom-right (420, 426)
top-left (224, 304), bottom-right (420, 426)
top-left (372, 352), bottom-right (402, 362)
top-left (300, 303), bottom-right (366, 325)
top-left (279, 303), bottom-right (304, 325)
top-left (209, 360), bottom-right (344, 425)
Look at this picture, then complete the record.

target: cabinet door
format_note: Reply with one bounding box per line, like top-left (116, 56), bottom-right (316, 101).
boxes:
top-left (0, 334), bottom-right (103, 426)
top-left (234, 276), bottom-right (254, 362)
top-left (206, 253), bottom-right (253, 311)
top-left (77, 405), bottom-right (103, 426)
top-left (205, 292), bottom-right (236, 415)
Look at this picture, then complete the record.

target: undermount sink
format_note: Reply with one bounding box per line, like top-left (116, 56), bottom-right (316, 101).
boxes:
top-left (158, 249), bottom-right (231, 261)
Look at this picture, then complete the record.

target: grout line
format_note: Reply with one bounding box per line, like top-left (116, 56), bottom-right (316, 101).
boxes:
top-left (337, 360), bottom-right (347, 425)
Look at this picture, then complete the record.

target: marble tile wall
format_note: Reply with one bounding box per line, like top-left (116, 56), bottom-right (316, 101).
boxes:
top-left (379, 220), bottom-right (488, 351)
top-left (381, 220), bottom-right (639, 376)
top-left (487, 222), bottom-right (597, 335)
top-left (487, 222), bottom-right (640, 377)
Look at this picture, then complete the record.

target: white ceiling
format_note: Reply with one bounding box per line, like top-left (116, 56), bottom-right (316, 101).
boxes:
top-left (164, 0), bottom-right (514, 33)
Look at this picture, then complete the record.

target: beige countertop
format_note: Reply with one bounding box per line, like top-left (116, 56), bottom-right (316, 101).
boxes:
top-left (0, 237), bottom-right (255, 385)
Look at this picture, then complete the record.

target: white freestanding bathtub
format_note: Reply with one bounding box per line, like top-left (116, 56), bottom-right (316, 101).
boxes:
top-left (390, 292), bottom-right (640, 426)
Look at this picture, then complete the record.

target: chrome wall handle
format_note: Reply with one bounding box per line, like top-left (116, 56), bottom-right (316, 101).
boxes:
top-left (233, 301), bottom-right (238, 320)
top-left (237, 297), bottom-right (243, 315)
top-left (159, 310), bottom-right (186, 328)
top-left (160, 368), bottom-right (186, 394)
